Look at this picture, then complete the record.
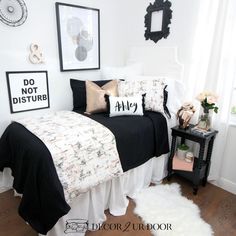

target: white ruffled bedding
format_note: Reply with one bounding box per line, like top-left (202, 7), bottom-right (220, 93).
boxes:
top-left (0, 154), bottom-right (169, 236)
top-left (40, 154), bottom-right (168, 236)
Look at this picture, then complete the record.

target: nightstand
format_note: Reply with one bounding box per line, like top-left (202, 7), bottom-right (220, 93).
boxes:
top-left (167, 124), bottom-right (218, 195)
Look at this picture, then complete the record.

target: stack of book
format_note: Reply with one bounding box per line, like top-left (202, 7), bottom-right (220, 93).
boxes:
top-left (191, 126), bottom-right (214, 136)
top-left (172, 154), bottom-right (194, 172)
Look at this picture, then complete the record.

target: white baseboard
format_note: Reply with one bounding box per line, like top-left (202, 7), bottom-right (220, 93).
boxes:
top-left (213, 178), bottom-right (236, 195)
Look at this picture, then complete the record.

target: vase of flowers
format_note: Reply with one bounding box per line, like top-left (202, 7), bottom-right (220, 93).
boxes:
top-left (196, 91), bottom-right (219, 131)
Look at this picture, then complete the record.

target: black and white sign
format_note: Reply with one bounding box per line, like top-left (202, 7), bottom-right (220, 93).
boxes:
top-left (6, 71), bottom-right (50, 113)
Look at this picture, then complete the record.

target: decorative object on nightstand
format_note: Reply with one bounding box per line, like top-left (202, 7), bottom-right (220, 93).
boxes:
top-left (185, 152), bottom-right (194, 163)
top-left (196, 91), bottom-right (219, 131)
top-left (167, 124), bottom-right (218, 195)
top-left (176, 143), bottom-right (189, 160)
top-left (172, 155), bottom-right (194, 172)
top-left (177, 102), bottom-right (195, 129)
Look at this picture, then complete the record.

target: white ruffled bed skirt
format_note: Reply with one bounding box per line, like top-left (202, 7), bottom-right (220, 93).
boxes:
top-left (40, 154), bottom-right (168, 236)
top-left (0, 154), bottom-right (168, 236)
top-left (0, 168), bottom-right (13, 193)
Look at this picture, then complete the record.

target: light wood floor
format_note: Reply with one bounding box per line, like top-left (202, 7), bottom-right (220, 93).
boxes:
top-left (0, 176), bottom-right (235, 236)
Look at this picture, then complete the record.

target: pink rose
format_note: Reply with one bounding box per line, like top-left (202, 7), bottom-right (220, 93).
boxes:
top-left (207, 95), bottom-right (217, 104)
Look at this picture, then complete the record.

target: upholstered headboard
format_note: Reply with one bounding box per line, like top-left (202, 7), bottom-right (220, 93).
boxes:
top-left (126, 46), bottom-right (184, 80)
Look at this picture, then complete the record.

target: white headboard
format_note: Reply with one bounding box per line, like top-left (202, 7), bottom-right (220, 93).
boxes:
top-left (127, 46), bottom-right (184, 81)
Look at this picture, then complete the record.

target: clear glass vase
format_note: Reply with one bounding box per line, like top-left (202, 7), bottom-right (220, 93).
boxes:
top-left (197, 108), bottom-right (212, 131)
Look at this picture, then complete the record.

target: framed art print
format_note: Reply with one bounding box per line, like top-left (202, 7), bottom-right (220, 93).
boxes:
top-left (6, 71), bottom-right (50, 113)
top-left (55, 2), bottom-right (100, 71)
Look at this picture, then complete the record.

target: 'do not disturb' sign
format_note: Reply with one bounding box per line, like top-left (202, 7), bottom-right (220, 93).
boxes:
top-left (6, 71), bottom-right (50, 113)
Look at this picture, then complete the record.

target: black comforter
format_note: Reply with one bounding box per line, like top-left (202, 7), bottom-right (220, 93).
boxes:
top-left (79, 111), bottom-right (170, 171)
top-left (0, 122), bottom-right (71, 235)
top-left (0, 111), bottom-right (169, 234)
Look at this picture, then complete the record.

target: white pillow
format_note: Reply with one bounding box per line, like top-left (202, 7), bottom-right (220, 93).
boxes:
top-left (106, 95), bottom-right (144, 117)
top-left (164, 77), bottom-right (185, 114)
top-left (118, 79), bottom-right (165, 114)
top-left (102, 63), bottom-right (143, 80)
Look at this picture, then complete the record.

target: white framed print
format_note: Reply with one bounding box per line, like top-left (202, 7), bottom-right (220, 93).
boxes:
top-left (55, 2), bottom-right (100, 71)
top-left (6, 71), bottom-right (50, 113)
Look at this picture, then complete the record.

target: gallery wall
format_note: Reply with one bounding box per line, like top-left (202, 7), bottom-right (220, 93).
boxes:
top-left (0, 0), bottom-right (128, 135)
top-left (0, 0), bottom-right (202, 136)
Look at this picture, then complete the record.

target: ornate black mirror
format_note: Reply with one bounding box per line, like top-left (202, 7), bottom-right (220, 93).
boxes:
top-left (144, 0), bottom-right (172, 43)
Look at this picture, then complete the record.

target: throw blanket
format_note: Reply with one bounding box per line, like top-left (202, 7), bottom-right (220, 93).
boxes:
top-left (15, 111), bottom-right (123, 202)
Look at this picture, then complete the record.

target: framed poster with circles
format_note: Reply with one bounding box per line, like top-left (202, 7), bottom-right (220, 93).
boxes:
top-left (55, 2), bottom-right (100, 71)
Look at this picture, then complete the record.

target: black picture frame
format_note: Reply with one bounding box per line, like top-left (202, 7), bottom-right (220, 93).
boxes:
top-left (55, 2), bottom-right (100, 71)
top-left (144, 0), bottom-right (172, 43)
top-left (6, 71), bottom-right (50, 113)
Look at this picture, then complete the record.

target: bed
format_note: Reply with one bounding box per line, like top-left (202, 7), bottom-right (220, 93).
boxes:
top-left (0, 47), bottom-right (184, 236)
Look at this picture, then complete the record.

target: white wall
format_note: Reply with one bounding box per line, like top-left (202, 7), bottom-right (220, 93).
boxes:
top-left (0, 0), bottom-right (127, 135)
top-left (218, 125), bottom-right (236, 194)
top-left (120, 0), bottom-right (200, 72)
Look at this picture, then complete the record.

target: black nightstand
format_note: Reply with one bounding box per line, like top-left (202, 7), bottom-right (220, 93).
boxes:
top-left (167, 124), bottom-right (218, 195)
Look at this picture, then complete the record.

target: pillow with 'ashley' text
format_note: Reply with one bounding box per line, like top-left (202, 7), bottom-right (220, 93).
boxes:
top-left (105, 95), bottom-right (145, 117)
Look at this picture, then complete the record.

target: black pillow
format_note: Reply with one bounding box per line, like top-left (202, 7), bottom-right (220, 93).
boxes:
top-left (70, 79), bottom-right (111, 111)
top-left (163, 85), bottom-right (171, 118)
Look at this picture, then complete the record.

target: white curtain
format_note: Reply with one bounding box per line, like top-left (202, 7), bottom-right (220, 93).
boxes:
top-left (186, 0), bottom-right (236, 180)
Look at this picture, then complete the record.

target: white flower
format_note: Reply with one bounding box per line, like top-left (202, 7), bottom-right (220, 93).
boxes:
top-left (207, 95), bottom-right (217, 104)
top-left (196, 91), bottom-right (218, 103)
top-left (196, 93), bottom-right (206, 102)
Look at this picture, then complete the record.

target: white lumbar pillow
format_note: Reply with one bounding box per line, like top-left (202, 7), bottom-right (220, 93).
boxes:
top-left (106, 95), bottom-right (144, 117)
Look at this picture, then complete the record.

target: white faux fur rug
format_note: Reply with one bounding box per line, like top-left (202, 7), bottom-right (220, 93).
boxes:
top-left (133, 183), bottom-right (213, 236)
